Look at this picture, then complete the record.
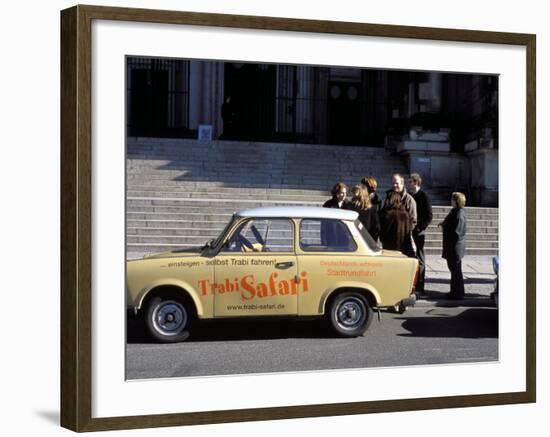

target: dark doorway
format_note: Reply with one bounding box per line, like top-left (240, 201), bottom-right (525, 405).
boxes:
top-left (327, 81), bottom-right (361, 145)
top-left (129, 68), bottom-right (169, 137)
top-left (223, 63), bottom-right (276, 141)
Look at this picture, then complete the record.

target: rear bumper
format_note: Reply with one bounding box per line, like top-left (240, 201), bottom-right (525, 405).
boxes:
top-left (400, 294), bottom-right (417, 308)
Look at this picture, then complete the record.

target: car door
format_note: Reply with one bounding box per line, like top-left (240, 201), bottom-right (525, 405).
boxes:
top-left (297, 218), bottom-right (361, 315)
top-left (213, 218), bottom-right (299, 317)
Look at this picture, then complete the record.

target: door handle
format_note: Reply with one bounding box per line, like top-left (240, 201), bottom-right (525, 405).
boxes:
top-left (275, 261), bottom-right (294, 270)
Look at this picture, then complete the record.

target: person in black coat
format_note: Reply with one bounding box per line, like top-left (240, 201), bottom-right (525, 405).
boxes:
top-left (439, 192), bottom-right (468, 300)
top-left (220, 95), bottom-right (237, 139)
top-left (321, 182), bottom-right (350, 247)
top-left (408, 173), bottom-right (433, 294)
top-left (346, 185), bottom-right (380, 242)
top-left (323, 182), bottom-right (351, 209)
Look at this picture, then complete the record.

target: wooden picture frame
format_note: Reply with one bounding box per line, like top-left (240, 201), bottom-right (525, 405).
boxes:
top-left (60, 4), bottom-right (536, 432)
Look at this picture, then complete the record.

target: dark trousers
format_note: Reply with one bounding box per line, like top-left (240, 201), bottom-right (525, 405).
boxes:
top-left (400, 233), bottom-right (416, 258)
top-left (413, 231), bottom-right (426, 292)
top-left (446, 256), bottom-right (465, 298)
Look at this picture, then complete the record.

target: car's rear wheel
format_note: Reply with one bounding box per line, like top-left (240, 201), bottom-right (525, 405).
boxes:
top-left (328, 292), bottom-right (373, 337)
top-left (146, 297), bottom-right (193, 343)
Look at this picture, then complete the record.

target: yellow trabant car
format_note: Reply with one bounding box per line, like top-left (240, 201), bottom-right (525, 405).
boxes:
top-left (127, 206), bottom-right (418, 342)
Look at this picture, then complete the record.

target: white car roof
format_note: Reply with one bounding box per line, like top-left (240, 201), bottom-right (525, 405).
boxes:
top-left (235, 206), bottom-right (359, 221)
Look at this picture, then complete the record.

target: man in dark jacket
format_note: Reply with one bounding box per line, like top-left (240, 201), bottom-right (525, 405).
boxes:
top-left (440, 192), bottom-right (468, 300)
top-left (408, 173), bottom-right (433, 294)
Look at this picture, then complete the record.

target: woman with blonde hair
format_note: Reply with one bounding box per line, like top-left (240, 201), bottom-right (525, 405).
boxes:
top-left (360, 175), bottom-right (382, 213)
top-left (347, 185), bottom-right (380, 241)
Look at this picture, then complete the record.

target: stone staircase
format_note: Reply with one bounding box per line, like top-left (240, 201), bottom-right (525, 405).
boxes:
top-left (126, 138), bottom-right (498, 259)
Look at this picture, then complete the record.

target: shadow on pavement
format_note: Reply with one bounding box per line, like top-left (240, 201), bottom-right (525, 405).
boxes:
top-left (127, 316), bottom-right (335, 344)
top-left (396, 307), bottom-right (498, 339)
top-left (427, 277), bottom-right (495, 285)
top-left (420, 290), bottom-right (494, 302)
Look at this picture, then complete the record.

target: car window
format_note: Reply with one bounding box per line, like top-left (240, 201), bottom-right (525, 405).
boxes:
top-left (300, 219), bottom-right (357, 252)
top-left (223, 219), bottom-right (294, 253)
top-left (354, 219), bottom-right (381, 252)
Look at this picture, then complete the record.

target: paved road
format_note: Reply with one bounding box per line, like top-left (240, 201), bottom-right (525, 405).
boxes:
top-left (126, 255), bottom-right (498, 380)
top-left (126, 304), bottom-right (498, 380)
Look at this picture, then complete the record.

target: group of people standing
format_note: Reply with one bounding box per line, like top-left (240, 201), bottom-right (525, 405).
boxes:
top-left (323, 173), bottom-right (467, 300)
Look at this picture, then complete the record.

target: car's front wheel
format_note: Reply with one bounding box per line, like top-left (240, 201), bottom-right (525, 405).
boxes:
top-left (146, 297), bottom-right (193, 343)
top-left (328, 292), bottom-right (373, 337)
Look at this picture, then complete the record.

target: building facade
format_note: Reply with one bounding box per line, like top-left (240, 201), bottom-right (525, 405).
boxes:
top-left (126, 57), bottom-right (498, 206)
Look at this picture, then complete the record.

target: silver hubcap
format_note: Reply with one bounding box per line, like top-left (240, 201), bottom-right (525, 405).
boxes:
top-left (336, 297), bottom-right (366, 329)
top-left (152, 300), bottom-right (187, 336)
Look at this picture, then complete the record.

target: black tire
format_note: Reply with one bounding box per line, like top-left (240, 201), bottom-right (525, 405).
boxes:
top-left (328, 292), bottom-right (373, 337)
top-left (146, 296), bottom-right (193, 343)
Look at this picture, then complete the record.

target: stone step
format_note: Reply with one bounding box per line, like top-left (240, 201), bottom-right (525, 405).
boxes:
top-left (127, 212), bottom-right (234, 221)
top-left (126, 158), bottom-right (407, 168)
top-left (127, 226), bottom-right (498, 242)
top-left (127, 159), bottom-right (406, 174)
top-left (126, 199), bottom-right (320, 208)
top-left (127, 204), bottom-right (319, 214)
top-left (126, 212), bottom-right (499, 227)
top-left (126, 174), bottom-right (403, 186)
top-left (424, 247), bottom-right (497, 255)
top-left (430, 212), bottom-right (498, 220)
top-left (126, 167), bottom-right (323, 176)
top-left (127, 139), bottom-right (403, 156)
top-left (125, 206), bottom-right (499, 224)
top-left (125, 209), bottom-right (498, 223)
top-left (125, 221), bottom-right (499, 242)
top-left (424, 239), bottom-right (498, 248)
top-left (126, 180), bottom-right (375, 190)
top-left (125, 191), bottom-right (372, 202)
top-left (127, 219), bottom-right (229, 228)
top-left (423, 232), bottom-right (498, 241)
top-left (125, 195), bottom-right (498, 212)
top-left (125, 138), bottom-right (498, 257)
top-left (125, 219), bottom-right (498, 235)
top-left (126, 243), bottom-right (498, 257)
top-left (127, 143), bottom-right (404, 155)
top-left (124, 201), bottom-right (499, 216)
top-left (127, 234), bottom-right (500, 249)
top-left (127, 185), bottom-right (333, 196)
top-left (125, 188), bottom-right (378, 199)
top-left (126, 161), bottom-right (406, 171)
top-left (126, 168), bottom-right (406, 178)
top-left (128, 227), bottom-right (296, 237)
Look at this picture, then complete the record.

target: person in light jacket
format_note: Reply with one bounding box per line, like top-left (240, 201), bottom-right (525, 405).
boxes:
top-left (380, 191), bottom-right (412, 254)
top-left (440, 192), bottom-right (468, 300)
top-left (380, 173), bottom-right (417, 257)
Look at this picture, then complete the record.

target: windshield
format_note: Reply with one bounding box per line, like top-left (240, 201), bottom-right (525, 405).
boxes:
top-left (208, 215), bottom-right (237, 251)
top-left (354, 219), bottom-right (381, 253)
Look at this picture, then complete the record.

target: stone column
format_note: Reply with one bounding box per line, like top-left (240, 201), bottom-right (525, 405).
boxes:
top-left (295, 66), bottom-right (314, 137)
top-left (188, 61), bottom-right (202, 130)
top-left (467, 148), bottom-right (499, 207)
